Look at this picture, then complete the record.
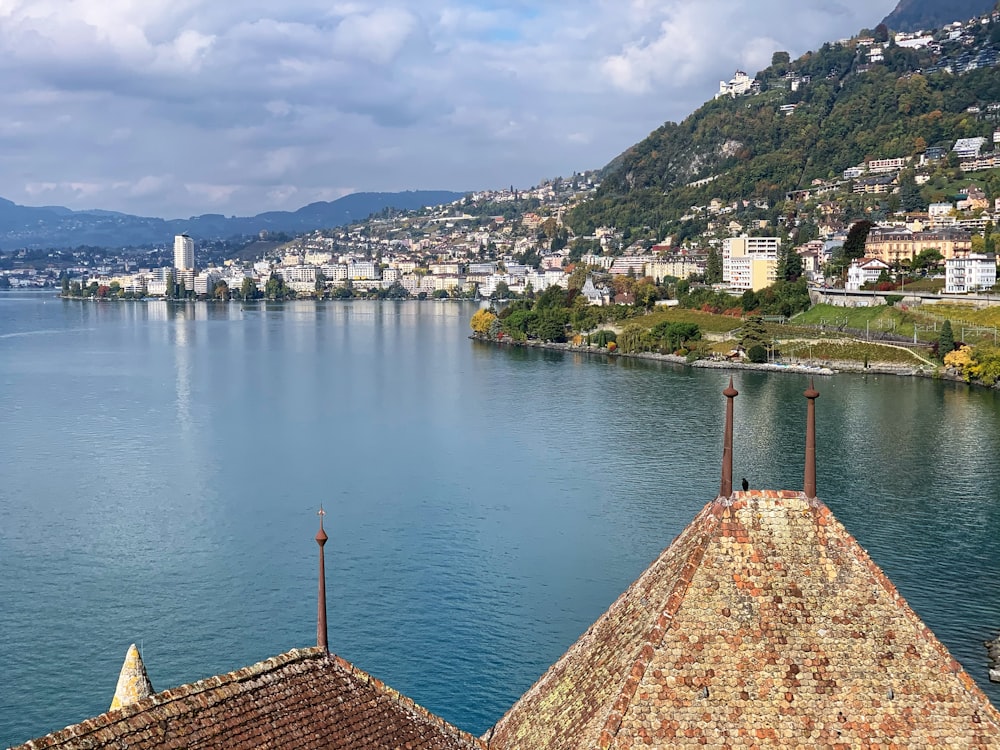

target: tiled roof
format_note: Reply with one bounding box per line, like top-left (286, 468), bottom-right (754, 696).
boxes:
top-left (14, 647), bottom-right (484, 750)
top-left (485, 490), bottom-right (1000, 749)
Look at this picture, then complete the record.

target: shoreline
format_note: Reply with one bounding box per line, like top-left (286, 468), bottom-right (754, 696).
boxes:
top-left (471, 335), bottom-right (980, 385)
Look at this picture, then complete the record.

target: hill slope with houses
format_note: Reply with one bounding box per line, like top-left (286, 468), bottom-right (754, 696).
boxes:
top-left (567, 9), bottom-right (1000, 254)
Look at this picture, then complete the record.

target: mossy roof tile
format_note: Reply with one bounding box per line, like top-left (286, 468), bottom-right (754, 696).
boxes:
top-left (485, 491), bottom-right (1000, 749)
top-left (13, 648), bottom-right (484, 750)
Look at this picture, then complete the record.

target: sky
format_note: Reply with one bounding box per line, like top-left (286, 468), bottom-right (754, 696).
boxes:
top-left (0, 0), bottom-right (899, 219)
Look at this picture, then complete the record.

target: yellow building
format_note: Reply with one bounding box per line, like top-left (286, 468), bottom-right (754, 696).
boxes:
top-left (722, 236), bottom-right (779, 291)
top-left (864, 228), bottom-right (972, 265)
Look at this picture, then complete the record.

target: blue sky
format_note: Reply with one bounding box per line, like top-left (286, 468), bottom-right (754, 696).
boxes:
top-left (0, 0), bottom-right (898, 218)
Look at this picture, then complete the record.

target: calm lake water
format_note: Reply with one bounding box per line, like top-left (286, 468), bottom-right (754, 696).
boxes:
top-left (2, 291), bottom-right (999, 745)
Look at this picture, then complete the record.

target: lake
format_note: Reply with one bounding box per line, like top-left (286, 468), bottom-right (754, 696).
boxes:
top-left (1, 292), bottom-right (999, 745)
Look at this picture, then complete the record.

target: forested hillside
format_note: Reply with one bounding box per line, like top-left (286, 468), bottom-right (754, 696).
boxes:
top-left (568, 16), bottom-right (1000, 242)
top-left (882, 0), bottom-right (996, 32)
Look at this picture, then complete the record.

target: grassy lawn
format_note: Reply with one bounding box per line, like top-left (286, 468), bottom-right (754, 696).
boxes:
top-left (632, 307), bottom-right (744, 333)
top-left (780, 340), bottom-right (931, 365)
top-left (898, 277), bottom-right (944, 292)
top-left (791, 303), bottom-right (926, 339)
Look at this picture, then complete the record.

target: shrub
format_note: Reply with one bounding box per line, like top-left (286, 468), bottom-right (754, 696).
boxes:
top-left (593, 330), bottom-right (617, 347)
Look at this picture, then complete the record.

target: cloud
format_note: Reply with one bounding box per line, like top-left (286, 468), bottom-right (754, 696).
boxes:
top-left (0, 0), bottom-right (898, 218)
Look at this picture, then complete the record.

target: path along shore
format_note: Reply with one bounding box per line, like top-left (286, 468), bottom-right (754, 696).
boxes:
top-left (471, 335), bottom-right (976, 384)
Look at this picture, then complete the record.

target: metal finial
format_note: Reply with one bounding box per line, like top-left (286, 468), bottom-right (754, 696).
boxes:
top-left (316, 506), bottom-right (329, 652)
top-left (804, 379), bottom-right (819, 499)
top-left (720, 377), bottom-right (739, 498)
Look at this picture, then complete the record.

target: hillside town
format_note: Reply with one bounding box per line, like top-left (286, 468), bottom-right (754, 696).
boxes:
top-left (3, 9), bottom-right (1000, 307)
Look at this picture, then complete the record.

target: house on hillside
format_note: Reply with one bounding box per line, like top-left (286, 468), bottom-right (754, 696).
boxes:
top-left (846, 257), bottom-right (891, 290)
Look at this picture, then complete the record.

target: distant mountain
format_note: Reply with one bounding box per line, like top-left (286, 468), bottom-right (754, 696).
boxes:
top-left (881, 0), bottom-right (996, 32)
top-left (0, 190), bottom-right (465, 249)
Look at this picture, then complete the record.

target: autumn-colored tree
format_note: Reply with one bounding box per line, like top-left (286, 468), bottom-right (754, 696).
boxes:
top-left (470, 309), bottom-right (498, 335)
top-left (944, 345), bottom-right (974, 382)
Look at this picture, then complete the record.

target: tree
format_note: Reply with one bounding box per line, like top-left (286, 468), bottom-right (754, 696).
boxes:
top-left (240, 276), bottom-right (259, 300)
top-left (776, 245), bottom-right (803, 282)
top-left (705, 247), bottom-right (723, 284)
top-left (165, 269), bottom-right (176, 299)
top-left (746, 344), bottom-right (768, 363)
top-left (214, 281), bottom-right (230, 301)
top-left (470, 309), bottom-right (497, 335)
top-left (492, 280), bottom-right (511, 300)
top-left (771, 51), bottom-right (790, 66)
top-left (61, 275), bottom-right (70, 295)
top-left (938, 319), bottom-right (955, 359)
top-left (842, 220), bottom-right (874, 262)
top-left (740, 315), bottom-right (770, 350)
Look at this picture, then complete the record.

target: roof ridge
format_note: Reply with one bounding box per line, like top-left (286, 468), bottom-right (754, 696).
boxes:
top-left (19, 646), bottom-right (488, 750)
top-left (329, 653), bottom-right (488, 748)
top-left (18, 648), bottom-right (327, 749)
top-left (594, 503), bottom-right (723, 748)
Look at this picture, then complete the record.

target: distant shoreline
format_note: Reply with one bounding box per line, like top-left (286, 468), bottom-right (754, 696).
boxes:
top-left (469, 334), bottom-right (978, 386)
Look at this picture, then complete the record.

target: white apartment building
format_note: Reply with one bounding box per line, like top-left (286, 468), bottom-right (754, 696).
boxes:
top-left (845, 258), bottom-right (891, 291)
top-left (192, 271), bottom-right (216, 295)
top-left (321, 264), bottom-right (349, 282)
top-left (867, 158), bottom-right (908, 173)
top-left (722, 236), bottom-right (780, 292)
top-left (174, 234), bottom-right (195, 271)
top-left (348, 261), bottom-right (379, 280)
top-left (945, 253), bottom-right (996, 293)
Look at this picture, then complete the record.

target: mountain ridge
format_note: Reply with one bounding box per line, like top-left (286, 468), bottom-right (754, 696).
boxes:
top-left (881, 0), bottom-right (996, 32)
top-left (0, 190), bottom-right (465, 249)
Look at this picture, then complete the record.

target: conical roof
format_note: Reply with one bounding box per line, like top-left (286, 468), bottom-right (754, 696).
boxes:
top-left (110, 644), bottom-right (153, 711)
top-left (486, 491), bottom-right (1000, 748)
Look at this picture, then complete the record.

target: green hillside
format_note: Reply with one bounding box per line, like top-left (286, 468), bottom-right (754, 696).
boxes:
top-left (568, 18), bottom-right (1000, 243)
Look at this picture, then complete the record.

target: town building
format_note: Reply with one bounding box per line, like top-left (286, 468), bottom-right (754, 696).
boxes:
top-left (644, 254), bottom-right (706, 282)
top-left (945, 253), bottom-right (997, 293)
top-left (722, 236), bottom-right (779, 292)
top-left (864, 227), bottom-right (972, 264)
top-left (173, 234), bottom-right (194, 272)
top-left (715, 70), bottom-right (752, 98)
top-left (845, 257), bottom-right (892, 291)
top-left (16, 386), bottom-right (1000, 748)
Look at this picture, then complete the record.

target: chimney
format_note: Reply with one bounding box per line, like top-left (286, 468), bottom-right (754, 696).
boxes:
top-left (720, 377), bottom-right (738, 498)
top-left (804, 379), bottom-right (820, 499)
top-left (316, 507), bottom-right (329, 652)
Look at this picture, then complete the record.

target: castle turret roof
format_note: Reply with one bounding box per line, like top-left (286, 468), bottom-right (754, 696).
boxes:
top-left (485, 490), bottom-right (1000, 748)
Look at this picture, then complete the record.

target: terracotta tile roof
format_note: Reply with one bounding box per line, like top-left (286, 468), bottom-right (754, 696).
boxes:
top-left (13, 647), bottom-right (484, 750)
top-left (485, 490), bottom-right (1000, 749)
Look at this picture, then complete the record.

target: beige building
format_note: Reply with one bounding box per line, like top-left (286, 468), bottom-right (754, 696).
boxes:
top-left (645, 254), bottom-right (706, 282)
top-left (864, 228), bottom-right (972, 265)
top-left (722, 236), bottom-right (779, 291)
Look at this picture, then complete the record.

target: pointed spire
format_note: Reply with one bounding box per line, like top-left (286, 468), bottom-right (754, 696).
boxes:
top-left (804, 378), bottom-right (820, 499)
top-left (720, 377), bottom-right (739, 498)
top-left (110, 644), bottom-right (153, 711)
top-left (316, 506), bottom-right (329, 652)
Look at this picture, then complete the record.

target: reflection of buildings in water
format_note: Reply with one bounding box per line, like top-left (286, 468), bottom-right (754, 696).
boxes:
top-left (145, 300), bottom-right (168, 322)
top-left (174, 313), bottom-right (192, 433)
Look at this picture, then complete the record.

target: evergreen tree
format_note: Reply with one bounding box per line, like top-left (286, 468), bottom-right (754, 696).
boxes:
top-left (776, 245), bottom-right (803, 282)
top-left (165, 269), bottom-right (176, 299)
top-left (705, 247), bottom-right (723, 284)
top-left (939, 319), bottom-right (955, 359)
top-left (842, 220), bottom-right (874, 262)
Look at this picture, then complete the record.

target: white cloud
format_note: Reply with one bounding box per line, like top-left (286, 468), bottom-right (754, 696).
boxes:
top-left (0, 0), bottom-right (898, 218)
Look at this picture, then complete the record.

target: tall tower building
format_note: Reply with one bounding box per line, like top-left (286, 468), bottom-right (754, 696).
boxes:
top-left (173, 234), bottom-right (195, 272)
